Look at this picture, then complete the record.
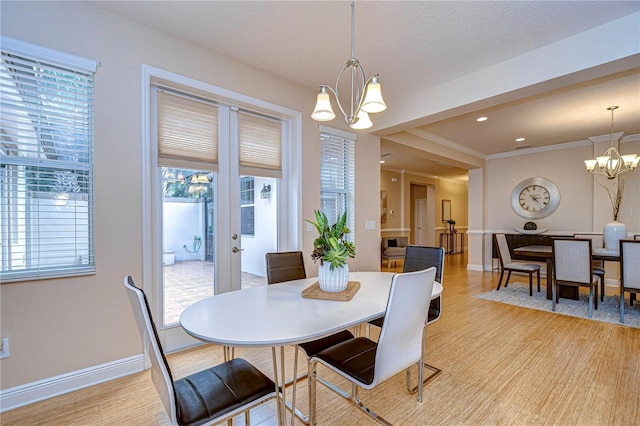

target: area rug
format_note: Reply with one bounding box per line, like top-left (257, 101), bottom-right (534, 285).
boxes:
top-left (476, 282), bottom-right (640, 329)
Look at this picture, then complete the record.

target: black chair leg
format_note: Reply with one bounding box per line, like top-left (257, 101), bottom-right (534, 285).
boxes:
top-left (496, 269), bottom-right (505, 290)
top-left (504, 271), bottom-right (512, 288)
top-left (528, 272), bottom-right (533, 296)
top-left (536, 270), bottom-right (541, 293)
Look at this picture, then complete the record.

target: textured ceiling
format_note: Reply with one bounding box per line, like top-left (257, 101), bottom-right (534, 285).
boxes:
top-left (89, 1), bottom-right (640, 180)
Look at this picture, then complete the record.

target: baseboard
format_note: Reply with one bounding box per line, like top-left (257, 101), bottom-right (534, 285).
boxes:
top-left (467, 264), bottom-right (484, 271)
top-left (0, 354), bottom-right (144, 413)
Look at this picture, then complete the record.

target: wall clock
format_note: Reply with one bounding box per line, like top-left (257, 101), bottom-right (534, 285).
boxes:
top-left (510, 177), bottom-right (560, 219)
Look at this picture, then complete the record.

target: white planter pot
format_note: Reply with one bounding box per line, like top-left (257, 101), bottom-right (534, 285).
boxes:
top-left (318, 262), bottom-right (349, 292)
top-left (603, 221), bottom-right (627, 251)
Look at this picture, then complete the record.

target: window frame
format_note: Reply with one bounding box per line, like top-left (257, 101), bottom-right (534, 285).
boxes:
top-left (0, 37), bottom-right (97, 282)
top-left (319, 125), bottom-right (356, 242)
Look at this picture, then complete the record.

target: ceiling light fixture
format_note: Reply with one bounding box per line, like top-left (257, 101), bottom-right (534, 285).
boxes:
top-left (515, 137), bottom-right (526, 142)
top-left (476, 116), bottom-right (488, 122)
top-left (584, 106), bottom-right (639, 179)
top-left (311, 1), bottom-right (386, 130)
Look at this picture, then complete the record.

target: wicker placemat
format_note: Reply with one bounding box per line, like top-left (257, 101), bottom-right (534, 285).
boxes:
top-left (302, 281), bottom-right (361, 301)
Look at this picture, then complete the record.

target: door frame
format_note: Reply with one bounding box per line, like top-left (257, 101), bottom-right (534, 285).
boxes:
top-left (141, 65), bottom-right (302, 352)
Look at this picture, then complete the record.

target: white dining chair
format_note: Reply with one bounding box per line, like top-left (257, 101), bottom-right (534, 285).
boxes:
top-left (574, 233), bottom-right (606, 301)
top-left (619, 239), bottom-right (640, 323)
top-left (309, 267), bottom-right (437, 425)
top-left (123, 276), bottom-right (277, 426)
top-left (495, 233), bottom-right (541, 296)
top-left (552, 239), bottom-right (599, 318)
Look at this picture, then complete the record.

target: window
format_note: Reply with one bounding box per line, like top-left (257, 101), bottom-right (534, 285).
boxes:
top-left (0, 37), bottom-right (97, 282)
top-left (319, 126), bottom-right (355, 241)
top-left (240, 176), bottom-right (255, 236)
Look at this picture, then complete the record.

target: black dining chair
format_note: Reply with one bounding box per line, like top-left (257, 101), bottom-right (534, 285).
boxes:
top-left (123, 276), bottom-right (277, 426)
top-left (265, 251), bottom-right (355, 421)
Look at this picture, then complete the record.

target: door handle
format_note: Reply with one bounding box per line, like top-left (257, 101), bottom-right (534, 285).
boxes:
top-left (232, 247), bottom-right (239, 253)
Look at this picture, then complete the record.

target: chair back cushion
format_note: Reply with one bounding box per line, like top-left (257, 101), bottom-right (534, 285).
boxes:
top-left (123, 276), bottom-right (177, 422)
top-left (374, 267), bottom-right (436, 385)
top-left (621, 240), bottom-right (640, 290)
top-left (403, 245), bottom-right (444, 282)
top-left (495, 233), bottom-right (512, 265)
top-left (574, 233), bottom-right (604, 248)
top-left (265, 251), bottom-right (306, 284)
top-left (553, 239), bottom-right (592, 283)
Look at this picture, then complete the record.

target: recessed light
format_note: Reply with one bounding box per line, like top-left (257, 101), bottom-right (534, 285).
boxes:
top-left (380, 160), bottom-right (385, 164)
top-left (476, 116), bottom-right (488, 122)
top-left (515, 137), bottom-right (526, 142)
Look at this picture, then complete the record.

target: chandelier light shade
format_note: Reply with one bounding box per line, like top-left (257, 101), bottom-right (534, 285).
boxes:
top-left (584, 106), bottom-right (639, 179)
top-left (311, 1), bottom-right (386, 130)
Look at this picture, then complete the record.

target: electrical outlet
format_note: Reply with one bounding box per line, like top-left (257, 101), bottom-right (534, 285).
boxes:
top-left (306, 222), bottom-right (314, 232)
top-left (0, 337), bottom-right (9, 359)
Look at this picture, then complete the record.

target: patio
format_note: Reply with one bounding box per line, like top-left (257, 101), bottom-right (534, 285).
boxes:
top-left (163, 260), bottom-right (267, 324)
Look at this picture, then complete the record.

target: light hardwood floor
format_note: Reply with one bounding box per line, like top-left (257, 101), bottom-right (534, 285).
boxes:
top-left (2, 252), bottom-right (639, 425)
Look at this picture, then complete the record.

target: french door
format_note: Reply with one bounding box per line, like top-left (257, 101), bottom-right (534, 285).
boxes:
top-left (142, 67), bottom-right (301, 352)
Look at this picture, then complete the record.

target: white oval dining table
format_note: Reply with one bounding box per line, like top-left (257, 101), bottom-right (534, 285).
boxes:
top-left (179, 271), bottom-right (443, 426)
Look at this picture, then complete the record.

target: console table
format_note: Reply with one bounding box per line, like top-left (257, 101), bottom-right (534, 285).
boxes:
top-left (440, 231), bottom-right (464, 254)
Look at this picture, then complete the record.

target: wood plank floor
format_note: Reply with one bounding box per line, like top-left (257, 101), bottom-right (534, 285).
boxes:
top-left (2, 252), bottom-right (639, 425)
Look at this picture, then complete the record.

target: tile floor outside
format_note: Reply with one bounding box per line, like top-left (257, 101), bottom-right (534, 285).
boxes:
top-left (163, 260), bottom-right (267, 325)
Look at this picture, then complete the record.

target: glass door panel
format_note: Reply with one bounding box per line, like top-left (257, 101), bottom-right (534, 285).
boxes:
top-left (161, 167), bottom-right (215, 326)
top-left (239, 176), bottom-right (276, 289)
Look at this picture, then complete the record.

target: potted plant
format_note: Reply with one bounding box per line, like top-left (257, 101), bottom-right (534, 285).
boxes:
top-left (306, 210), bottom-right (356, 292)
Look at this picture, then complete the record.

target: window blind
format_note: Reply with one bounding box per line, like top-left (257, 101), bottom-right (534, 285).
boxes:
top-left (0, 38), bottom-right (96, 281)
top-left (238, 112), bottom-right (282, 178)
top-left (320, 129), bottom-right (355, 240)
top-left (157, 90), bottom-right (218, 171)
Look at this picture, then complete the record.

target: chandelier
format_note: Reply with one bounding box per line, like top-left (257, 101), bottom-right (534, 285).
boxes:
top-left (584, 106), bottom-right (639, 179)
top-left (311, 1), bottom-right (386, 130)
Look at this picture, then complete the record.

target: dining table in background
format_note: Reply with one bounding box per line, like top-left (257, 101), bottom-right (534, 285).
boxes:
top-left (513, 245), bottom-right (621, 300)
top-left (180, 271), bottom-right (443, 425)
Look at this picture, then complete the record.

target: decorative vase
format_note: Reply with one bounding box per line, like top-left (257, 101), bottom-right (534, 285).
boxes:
top-left (603, 220), bottom-right (627, 251)
top-left (318, 262), bottom-right (349, 292)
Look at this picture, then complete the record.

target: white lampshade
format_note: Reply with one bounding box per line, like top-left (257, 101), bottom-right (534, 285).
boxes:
top-left (361, 77), bottom-right (387, 113)
top-left (584, 159), bottom-right (597, 172)
top-left (621, 154), bottom-right (638, 167)
top-left (350, 110), bottom-right (372, 129)
top-left (311, 88), bottom-right (336, 121)
top-left (596, 156), bottom-right (610, 167)
top-left (631, 156), bottom-right (640, 169)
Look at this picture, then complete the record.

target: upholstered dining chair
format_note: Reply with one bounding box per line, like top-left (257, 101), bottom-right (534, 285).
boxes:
top-left (619, 239), bottom-right (640, 324)
top-left (574, 233), bottom-right (606, 301)
top-left (265, 252), bottom-right (355, 420)
top-left (309, 267), bottom-right (437, 426)
top-left (123, 276), bottom-right (277, 426)
top-left (552, 239), bottom-right (599, 318)
top-left (495, 233), bottom-right (541, 296)
top-left (368, 245), bottom-right (445, 387)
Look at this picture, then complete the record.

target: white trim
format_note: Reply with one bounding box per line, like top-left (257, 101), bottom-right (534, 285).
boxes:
top-left (381, 228), bottom-right (411, 233)
top-left (0, 355), bottom-right (144, 413)
top-left (318, 124), bottom-right (356, 142)
top-left (467, 264), bottom-right (485, 272)
top-left (406, 129), bottom-right (486, 159)
top-left (1, 36), bottom-right (98, 72)
top-left (487, 139), bottom-right (590, 160)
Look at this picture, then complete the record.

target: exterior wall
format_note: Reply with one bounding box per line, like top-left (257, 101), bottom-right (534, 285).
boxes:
top-left (0, 1), bottom-right (381, 391)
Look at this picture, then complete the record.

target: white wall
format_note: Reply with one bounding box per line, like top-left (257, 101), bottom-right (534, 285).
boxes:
top-left (241, 177), bottom-right (278, 277)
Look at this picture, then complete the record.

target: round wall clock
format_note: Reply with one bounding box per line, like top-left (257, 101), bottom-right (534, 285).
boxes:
top-left (510, 177), bottom-right (560, 219)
